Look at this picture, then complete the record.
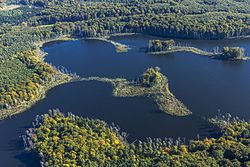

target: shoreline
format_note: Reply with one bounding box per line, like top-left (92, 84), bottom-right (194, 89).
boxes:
top-left (108, 32), bottom-right (250, 40)
top-left (36, 33), bottom-right (250, 57)
top-left (35, 36), bottom-right (76, 51)
top-left (34, 36), bottom-right (77, 60)
top-left (227, 35), bottom-right (250, 40)
top-left (0, 36), bottom-right (75, 121)
top-left (0, 34), bottom-right (113, 120)
top-left (148, 46), bottom-right (250, 60)
top-left (108, 33), bottom-right (137, 37)
top-left (0, 74), bottom-right (72, 120)
top-left (85, 37), bottom-right (130, 53)
top-left (1, 33), bottom-right (249, 120)
top-left (37, 35), bottom-right (130, 55)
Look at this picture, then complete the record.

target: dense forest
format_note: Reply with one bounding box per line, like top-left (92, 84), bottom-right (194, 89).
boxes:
top-left (1, 0), bottom-right (249, 61)
top-left (0, 0), bottom-right (249, 60)
top-left (1, 0), bottom-right (250, 38)
top-left (0, 51), bottom-right (58, 108)
top-left (0, 50), bottom-right (70, 119)
top-left (24, 110), bottom-right (250, 166)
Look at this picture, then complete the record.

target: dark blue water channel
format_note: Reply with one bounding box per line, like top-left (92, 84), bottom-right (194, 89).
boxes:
top-left (0, 34), bottom-right (250, 166)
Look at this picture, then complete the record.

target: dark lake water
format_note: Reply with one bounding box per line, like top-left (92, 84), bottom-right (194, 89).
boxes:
top-left (0, 34), bottom-right (250, 166)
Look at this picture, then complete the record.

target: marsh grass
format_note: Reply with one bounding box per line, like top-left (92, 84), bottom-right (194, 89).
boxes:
top-left (148, 46), bottom-right (217, 56)
top-left (81, 69), bottom-right (191, 116)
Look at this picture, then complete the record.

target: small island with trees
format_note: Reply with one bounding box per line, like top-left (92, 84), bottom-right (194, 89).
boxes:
top-left (216, 47), bottom-right (246, 60)
top-left (82, 67), bottom-right (191, 116)
top-left (147, 40), bottom-right (249, 61)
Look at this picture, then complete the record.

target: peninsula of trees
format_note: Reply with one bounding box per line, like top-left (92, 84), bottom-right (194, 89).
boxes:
top-left (23, 110), bottom-right (250, 166)
top-left (0, 51), bottom-right (71, 119)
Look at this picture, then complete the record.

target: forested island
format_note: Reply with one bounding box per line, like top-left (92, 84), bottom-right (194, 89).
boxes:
top-left (147, 39), bottom-right (248, 60)
top-left (81, 67), bottom-right (191, 116)
top-left (217, 47), bottom-right (246, 60)
top-left (0, 0), bottom-right (250, 118)
top-left (23, 110), bottom-right (250, 166)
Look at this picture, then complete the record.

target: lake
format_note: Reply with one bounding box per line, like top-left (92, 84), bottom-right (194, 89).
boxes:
top-left (0, 34), bottom-right (250, 166)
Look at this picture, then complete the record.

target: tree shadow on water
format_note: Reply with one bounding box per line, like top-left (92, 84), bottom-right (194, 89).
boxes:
top-left (8, 137), bottom-right (40, 167)
top-left (15, 151), bottom-right (40, 167)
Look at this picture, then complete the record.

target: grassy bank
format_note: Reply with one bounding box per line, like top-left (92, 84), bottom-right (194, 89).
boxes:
top-left (148, 46), bottom-right (218, 56)
top-left (148, 46), bottom-right (250, 61)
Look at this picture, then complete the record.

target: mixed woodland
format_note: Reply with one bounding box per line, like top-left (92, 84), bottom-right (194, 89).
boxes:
top-left (0, 0), bottom-right (249, 165)
top-left (24, 110), bottom-right (250, 167)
